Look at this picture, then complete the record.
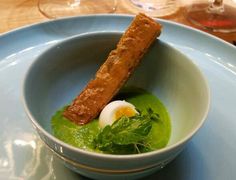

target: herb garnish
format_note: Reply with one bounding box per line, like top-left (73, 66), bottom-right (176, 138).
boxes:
top-left (93, 108), bottom-right (160, 154)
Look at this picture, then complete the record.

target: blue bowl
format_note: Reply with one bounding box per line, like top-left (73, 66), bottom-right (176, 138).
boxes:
top-left (22, 32), bottom-right (210, 179)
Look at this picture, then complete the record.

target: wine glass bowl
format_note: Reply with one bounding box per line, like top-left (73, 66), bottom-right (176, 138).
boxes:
top-left (185, 0), bottom-right (236, 33)
top-left (38, 0), bottom-right (117, 18)
top-left (123, 0), bottom-right (179, 17)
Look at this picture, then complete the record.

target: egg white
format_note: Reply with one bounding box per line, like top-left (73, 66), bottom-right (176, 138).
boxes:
top-left (99, 100), bottom-right (138, 128)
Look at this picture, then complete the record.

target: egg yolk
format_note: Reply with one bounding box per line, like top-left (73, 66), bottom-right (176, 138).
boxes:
top-left (114, 107), bottom-right (136, 120)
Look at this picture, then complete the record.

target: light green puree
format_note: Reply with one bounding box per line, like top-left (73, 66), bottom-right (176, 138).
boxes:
top-left (51, 87), bottom-right (171, 154)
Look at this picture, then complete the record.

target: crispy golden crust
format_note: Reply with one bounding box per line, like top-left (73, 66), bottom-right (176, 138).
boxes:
top-left (63, 13), bottom-right (162, 125)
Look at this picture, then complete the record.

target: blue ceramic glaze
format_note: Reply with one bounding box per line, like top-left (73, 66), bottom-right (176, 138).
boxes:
top-left (22, 30), bottom-right (209, 179)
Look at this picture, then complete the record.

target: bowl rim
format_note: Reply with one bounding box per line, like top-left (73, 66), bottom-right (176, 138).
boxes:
top-left (22, 31), bottom-right (211, 160)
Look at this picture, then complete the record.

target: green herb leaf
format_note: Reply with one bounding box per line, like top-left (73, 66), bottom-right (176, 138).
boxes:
top-left (93, 108), bottom-right (160, 154)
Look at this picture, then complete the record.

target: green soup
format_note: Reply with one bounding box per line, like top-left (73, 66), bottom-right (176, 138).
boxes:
top-left (51, 87), bottom-right (171, 154)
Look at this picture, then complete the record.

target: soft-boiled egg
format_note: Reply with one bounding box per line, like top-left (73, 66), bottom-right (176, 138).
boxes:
top-left (99, 100), bottom-right (138, 128)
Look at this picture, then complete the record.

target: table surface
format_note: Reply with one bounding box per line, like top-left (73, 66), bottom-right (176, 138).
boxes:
top-left (0, 0), bottom-right (236, 44)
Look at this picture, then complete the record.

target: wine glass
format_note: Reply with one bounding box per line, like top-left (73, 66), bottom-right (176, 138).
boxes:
top-left (38, 0), bottom-right (117, 19)
top-left (185, 0), bottom-right (236, 33)
top-left (123, 0), bottom-right (179, 17)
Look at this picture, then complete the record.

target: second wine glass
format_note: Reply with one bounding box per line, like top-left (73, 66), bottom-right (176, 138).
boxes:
top-left (124, 0), bottom-right (179, 17)
top-left (185, 0), bottom-right (236, 33)
top-left (38, 0), bottom-right (117, 19)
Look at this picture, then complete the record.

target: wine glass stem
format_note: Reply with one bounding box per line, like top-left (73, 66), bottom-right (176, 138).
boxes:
top-left (213, 0), bottom-right (223, 6)
top-left (208, 0), bottom-right (224, 13)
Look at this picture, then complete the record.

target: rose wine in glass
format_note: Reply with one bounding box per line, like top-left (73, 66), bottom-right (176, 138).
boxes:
top-left (185, 0), bottom-right (236, 33)
top-left (38, 0), bottom-right (117, 19)
top-left (124, 0), bottom-right (179, 17)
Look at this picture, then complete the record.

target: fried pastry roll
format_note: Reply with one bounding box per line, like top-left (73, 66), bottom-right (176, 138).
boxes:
top-left (63, 13), bottom-right (162, 124)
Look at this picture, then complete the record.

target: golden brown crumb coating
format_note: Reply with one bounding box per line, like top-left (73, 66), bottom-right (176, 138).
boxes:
top-left (63, 13), bottom-right (162, 125)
